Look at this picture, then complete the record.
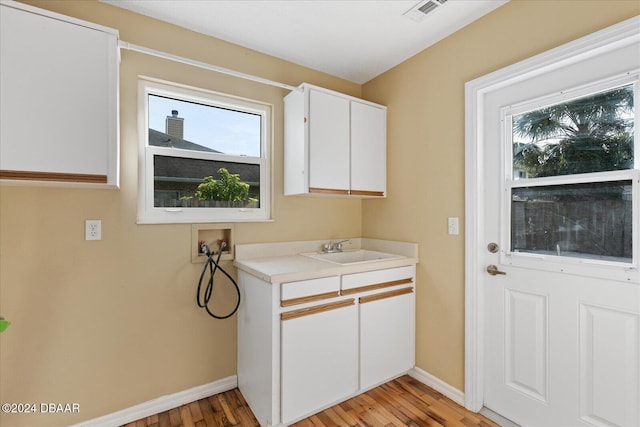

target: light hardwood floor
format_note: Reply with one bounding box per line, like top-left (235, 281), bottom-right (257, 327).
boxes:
top-left (122, 375), bottom-right (499, 427)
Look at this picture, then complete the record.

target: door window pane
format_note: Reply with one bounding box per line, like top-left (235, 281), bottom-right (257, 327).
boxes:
top-left (511, 180), bottom-right (632, 262)
top-left (512, 84), bottom-right (634, 179)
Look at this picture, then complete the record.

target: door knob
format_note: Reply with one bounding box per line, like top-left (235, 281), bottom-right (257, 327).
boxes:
top-left (486, 264), bottom-right (506, 276)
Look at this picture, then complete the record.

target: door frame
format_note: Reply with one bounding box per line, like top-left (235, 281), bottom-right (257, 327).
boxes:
top-left (463, 16), bottom-right (640, 413)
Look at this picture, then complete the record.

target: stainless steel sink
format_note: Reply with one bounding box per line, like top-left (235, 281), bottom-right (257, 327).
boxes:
top-left (301, 249), bottom-right (403, 265)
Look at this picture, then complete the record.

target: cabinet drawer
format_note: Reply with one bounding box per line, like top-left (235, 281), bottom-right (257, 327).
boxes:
top-left (281, 276), bottom-right (340, 307)
top-left (341, 265), bottom-right (415, 295)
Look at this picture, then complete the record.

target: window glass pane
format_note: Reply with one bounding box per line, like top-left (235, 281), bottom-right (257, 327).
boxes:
top-left (148, 94), bottom-right (261, 157)
top-left (511, 180), bottom-right (632, 262)
top-left (153, 155), bottom-right (260, 209)
top-left (512, 84), bottom-right (634, 178)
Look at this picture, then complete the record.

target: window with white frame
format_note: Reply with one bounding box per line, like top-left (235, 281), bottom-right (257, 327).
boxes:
top-left (137, 78), bottom-right (272, 223)
top-left (505, 76), bottom-right (638, 265)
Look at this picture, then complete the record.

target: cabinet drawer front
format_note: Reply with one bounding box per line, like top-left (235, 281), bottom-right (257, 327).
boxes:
top-left (281, 276), bottom-right (340, 306)
top-left (341, 265), bottom-right (415, 294)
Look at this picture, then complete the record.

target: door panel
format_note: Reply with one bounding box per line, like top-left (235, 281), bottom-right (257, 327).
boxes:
top-left (579, 303), bottom-right (640, 426)
top-left (504, 289), bottom-right (548, 404)
top-left (486, 269), bottom-right (640, 426)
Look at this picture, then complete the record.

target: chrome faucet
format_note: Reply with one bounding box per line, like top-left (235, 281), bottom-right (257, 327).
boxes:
top-left (322, 239), bottom-right (351, 253)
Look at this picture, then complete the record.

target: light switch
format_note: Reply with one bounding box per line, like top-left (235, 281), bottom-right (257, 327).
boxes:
top-left (447, 217), bottom-right (459, 235)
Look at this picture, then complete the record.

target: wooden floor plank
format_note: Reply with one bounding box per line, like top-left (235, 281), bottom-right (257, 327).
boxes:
top-left (331, 403), bottom-right (360, 426)
top-left (121, 375), bottom-right (498, 427)
top-left (365, 386), bottom-right (414, 426)
top-left (180, 405), bottom-right (196, 427)
top-left (198, 398), bottom-right (217, 427)
top-left (157, 410), bottom-right (171, 427)
top-left (168, 407), bottom-right (182, 427)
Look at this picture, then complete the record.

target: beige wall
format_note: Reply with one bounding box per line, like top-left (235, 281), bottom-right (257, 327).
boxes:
top-left (0, 1), bottom-right (362, 425)
top-left (1, 0), bottom-right (638, 425)
top-left (362, 0), bottom-right (639, 391)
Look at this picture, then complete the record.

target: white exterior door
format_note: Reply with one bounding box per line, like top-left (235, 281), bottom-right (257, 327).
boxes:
top-left (466, 18), bottom-right (640, 427)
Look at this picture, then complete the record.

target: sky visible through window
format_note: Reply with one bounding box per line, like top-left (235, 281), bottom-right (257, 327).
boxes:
top-left (148, 95), bottom-right (261, 157)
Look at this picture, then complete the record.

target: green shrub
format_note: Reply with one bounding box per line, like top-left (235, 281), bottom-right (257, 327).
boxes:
top-left (195, 168), bottom-right (249, 202)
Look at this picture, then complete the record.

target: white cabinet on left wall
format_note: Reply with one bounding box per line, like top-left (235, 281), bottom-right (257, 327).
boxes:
top-left (0, 1), bottom-right (119, 188)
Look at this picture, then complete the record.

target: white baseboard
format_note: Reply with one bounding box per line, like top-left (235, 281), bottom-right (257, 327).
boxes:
top-left (72, 375), bottom-right (238, 427)
top-left (409, 367), bottom-right (465, 407)
top-left (74, 370), bottom-right (461, 426)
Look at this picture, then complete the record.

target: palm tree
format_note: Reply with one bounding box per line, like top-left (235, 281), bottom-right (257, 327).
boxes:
top-left (512, 85), bottom-right (634, 178)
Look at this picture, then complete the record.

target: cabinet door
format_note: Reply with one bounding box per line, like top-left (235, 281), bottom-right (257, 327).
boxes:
top-left (350, 101), bottom-right (386, 197)
top-left (359, 288), bottom-right (415, 390)
top-left (308, 89), bottom-right (350, 194)
top-left (0, 3), bottom-right (119, 187)
top-left (281, 299), bottom-right (358, 423)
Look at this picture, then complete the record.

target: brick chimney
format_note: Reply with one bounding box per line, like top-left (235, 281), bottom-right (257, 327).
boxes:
top-left (165, 110), bottom-right (184, 139)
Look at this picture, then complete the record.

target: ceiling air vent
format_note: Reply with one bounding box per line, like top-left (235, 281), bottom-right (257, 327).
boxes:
top-left (403, 0), bottom-right (448, 22)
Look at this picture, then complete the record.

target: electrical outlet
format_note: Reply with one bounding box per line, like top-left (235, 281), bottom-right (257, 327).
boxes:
top-left (447, 217), bottom-right (459, 235)
top-left (85, 220), bottom-right (102, 241)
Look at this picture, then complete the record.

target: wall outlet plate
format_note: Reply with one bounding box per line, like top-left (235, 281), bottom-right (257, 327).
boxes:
top-left (85, 219), bottom-right (102, 240)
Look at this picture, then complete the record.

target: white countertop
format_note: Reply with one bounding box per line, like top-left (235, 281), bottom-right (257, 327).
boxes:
top-left (234, 238), bottom-right (419, 283)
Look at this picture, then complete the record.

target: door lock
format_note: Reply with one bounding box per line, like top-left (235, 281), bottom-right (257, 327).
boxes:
top-left (486, 264), bottom-right (506, 276)
top-left (487, 242), bottom-right (499, 253)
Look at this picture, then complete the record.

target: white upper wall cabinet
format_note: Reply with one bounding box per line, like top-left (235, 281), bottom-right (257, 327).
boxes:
top-left (284, 83), bottom-right (387, 198)
top-left (350, 100), bottom-right (386, 196)
top-left (0, 1), bottom-right (119, 188)
top-left (307, 89), bottom-right (351, 193)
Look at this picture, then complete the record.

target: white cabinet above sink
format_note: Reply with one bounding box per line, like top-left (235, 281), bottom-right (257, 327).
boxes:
top-left (284, 83), bottom-right (387, 198)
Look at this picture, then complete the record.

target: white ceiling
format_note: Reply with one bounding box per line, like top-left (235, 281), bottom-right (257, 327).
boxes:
top-left (102, 0), bottom-right (509, 84)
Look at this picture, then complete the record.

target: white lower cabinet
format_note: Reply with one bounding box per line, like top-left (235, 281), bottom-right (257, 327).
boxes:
top-left (237, 264), bottom-right (416, 426)
top-left (281, 301), bottom-right (358, 423)
top-left (343, 265), bottom-right (416, 390)
top-left (359, 288), bottom-right (415, 389)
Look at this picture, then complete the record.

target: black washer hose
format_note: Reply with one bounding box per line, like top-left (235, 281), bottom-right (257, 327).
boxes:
top-left (196, 242), bottom-right (241, 319)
